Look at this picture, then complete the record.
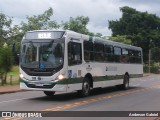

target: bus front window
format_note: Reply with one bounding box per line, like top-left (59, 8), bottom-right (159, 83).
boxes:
top-left (21, 40), bottom-right (64, 69)
top-left (25, 43), bottom-right (37, 63)
top-left (40, 42), bottom-right (64, 68)
top-left (20, 42), bottom-right (38, 68)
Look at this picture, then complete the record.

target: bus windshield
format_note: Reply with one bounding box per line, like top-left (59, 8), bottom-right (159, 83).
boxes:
top-left (20, 40), bottom-right (64, 69)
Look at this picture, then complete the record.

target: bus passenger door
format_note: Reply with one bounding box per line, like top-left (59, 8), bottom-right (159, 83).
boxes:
top-left (67, 41), bottom-right (83, 91)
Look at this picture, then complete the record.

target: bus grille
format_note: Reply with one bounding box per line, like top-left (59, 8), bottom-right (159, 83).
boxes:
top-left (25, 83), bottom-right (55, 89)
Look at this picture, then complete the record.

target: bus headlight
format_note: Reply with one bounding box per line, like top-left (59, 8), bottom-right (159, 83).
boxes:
top-left (19, 73), bottom-right (24, 79)
top-left (58, 74), bottom-right (64, 80)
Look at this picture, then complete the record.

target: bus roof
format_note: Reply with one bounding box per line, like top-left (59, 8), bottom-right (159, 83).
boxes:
top-left (24, 30), bottom-right (142, 51)
top-left (93, 37), bottom-right (142, 51)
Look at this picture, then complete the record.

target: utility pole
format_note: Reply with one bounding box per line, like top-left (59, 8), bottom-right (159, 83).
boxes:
top-left (148, 39), bottom-right (152, 74)
top-left (148, 49), bottom-right (151, 74)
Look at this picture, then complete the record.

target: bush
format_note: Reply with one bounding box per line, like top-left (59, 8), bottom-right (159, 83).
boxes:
top-left (143, 65), bottom-right (149, 73)
top-left (143, 62), bottom-right (160, 74)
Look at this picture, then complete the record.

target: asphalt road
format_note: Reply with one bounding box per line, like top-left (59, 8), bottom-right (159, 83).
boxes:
top-left (0, 74), bottom-right (160, 120)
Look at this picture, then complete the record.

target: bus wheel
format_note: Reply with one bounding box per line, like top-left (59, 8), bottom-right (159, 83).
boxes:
top-left (43, 91), bottom-right (55, 97)
top-left (122, 75), bottom-right (129, 90)
top-left (81, 78), bottom-right (91, 97)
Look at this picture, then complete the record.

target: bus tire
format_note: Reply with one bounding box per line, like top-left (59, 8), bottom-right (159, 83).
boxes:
top-left (122, 74), bottom-right (129, 90)
top-left (43, 91), bottom-right (55, 97)
top-left (79, 77), bottom-right (91, 97)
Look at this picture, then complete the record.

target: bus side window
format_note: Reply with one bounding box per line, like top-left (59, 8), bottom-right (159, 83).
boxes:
top-left (121, 48), bottom-right (129, 63)
top-left (84, 41), bottom-right (94, 62)
top-left (68, 42), bottom-right (82, 66)
top-left (135, 51), bottom-right (142, 63)
top-left (104, 45), bottom-right (114, 62)
top-left (94, 43), bottom-right (104, 62)
top-left (21, 45), bottom-right (26, 63)
top-left (128, 50), bottom-right (135, 63)
top-left (114, 46), bottom-right (121, 62)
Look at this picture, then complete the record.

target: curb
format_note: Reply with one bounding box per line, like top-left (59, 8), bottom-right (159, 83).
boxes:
top-left (143, 73), bottom-right (151, 77)
top-left (0, 90), bottom-right (27, 95)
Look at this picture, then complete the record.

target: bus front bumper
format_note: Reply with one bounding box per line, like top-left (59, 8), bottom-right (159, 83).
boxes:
top-left (20, 81), bottom-right (67, 92)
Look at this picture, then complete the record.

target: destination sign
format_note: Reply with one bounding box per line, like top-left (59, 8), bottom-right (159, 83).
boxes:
top-left (24, 31), bottom-right (65, 40)
top-left (38, 33), bottom-right (51, 39)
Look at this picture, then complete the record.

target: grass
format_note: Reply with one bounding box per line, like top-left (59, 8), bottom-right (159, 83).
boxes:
top-left (0, 66), bottom-right (19, 86)
top-left (8, 66), bottom-right (19, 76)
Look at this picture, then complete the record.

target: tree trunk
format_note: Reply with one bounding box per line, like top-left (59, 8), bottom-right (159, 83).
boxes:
top-left (1, 72), bottom-right (7, 85)
top-left (1, 73), bottom-right (4, 85)
top-left (3, 72), bottom-right (7, 84)
top-left (0, 73), bottom-right (2, 85)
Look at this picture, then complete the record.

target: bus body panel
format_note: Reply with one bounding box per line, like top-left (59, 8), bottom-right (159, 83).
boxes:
top-left (66, 62), bottom-right (143, 91)
top-left (19, 30), bottom-right (143, 94)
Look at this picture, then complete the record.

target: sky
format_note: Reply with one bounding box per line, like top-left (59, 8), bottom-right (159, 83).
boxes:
top-left (1, 0), bottom-right (160, 36)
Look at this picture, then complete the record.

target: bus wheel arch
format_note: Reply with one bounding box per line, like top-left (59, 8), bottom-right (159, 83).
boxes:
top-left (78, 73), bottom-right (93, 97)
top-left (84, 73), bottom-right (93, 88)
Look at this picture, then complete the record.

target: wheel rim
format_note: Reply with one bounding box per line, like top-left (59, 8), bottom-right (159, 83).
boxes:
top-left (83, 81), bottom-right (90, 95)
top-left (124, 76), bottom-right (129, 89)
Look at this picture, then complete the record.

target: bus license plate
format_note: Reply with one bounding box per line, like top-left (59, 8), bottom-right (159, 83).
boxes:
top-left (35, 84), bottom-right (44, 87)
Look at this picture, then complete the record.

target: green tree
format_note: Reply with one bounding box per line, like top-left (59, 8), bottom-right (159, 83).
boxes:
top-left (95, 33), bottom-right (103, 37)
top-left (108, 6), bottom-right (160, 62)
top-left (151, 47), bottom-right (160, 62)
top-left (7, 8), bottom-right (60, 64)
top-left (0, 46), bottom-right (13, 85)
top-left (0, 12), bottom-right (12, 46)
top-left (62, 16), bottom-right (89, 34)
top-left (109, 35), bottom-right (131, 45)
top-left (88, 32), bottom-right (95, 36)
top-left (7, 25), bottom-right (22, 64)
top-left (21, 7), bottom-right (59, 32)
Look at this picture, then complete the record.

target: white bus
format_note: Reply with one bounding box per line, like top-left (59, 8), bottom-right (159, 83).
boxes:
top-left (20, 30), bottom-right (143, 97)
